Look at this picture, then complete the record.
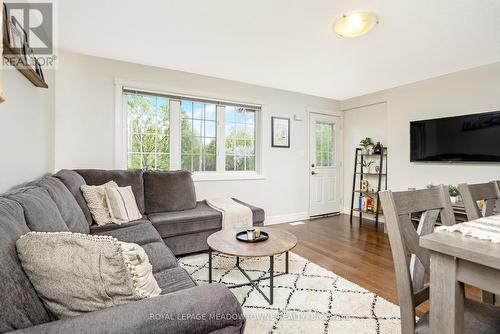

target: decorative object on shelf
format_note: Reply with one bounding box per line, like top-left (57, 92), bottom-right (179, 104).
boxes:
top-left (35, 58), bottom-right (44, 81)
top-left (7, 18), bottom-right (24, 49)
top-left (350, 146), bottom-right (388, 226)
top-left (2, 3), bottom-right (8, 44)
top-left (448, 185), bottom-right (460, 203)
top-left (361, 160), bottom-right (374, 173)
top-left (359, 137), bottom-right (374, 154)
top-left (271, 117), bottom-right (290, 148)
top-left (373, 142), bottom-right (383, 154)
top-left (23, 43), bottom-right (36, 72)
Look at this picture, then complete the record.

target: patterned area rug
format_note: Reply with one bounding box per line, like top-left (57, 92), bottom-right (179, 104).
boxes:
top-left (178, 252), bottom-right (401, 334)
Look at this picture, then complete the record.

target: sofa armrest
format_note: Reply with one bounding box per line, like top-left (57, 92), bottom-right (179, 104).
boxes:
top-left (13, 284), bottom-right (245, 334)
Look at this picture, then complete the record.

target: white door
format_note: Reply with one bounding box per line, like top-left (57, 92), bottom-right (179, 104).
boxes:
top-left (309, 113), bottom-right (341, 216)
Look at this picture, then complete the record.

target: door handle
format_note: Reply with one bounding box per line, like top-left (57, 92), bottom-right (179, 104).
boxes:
top-left (311, 171), bottom-right (317, 175)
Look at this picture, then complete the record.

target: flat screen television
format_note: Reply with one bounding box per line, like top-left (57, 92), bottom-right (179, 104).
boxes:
top-left (410, 110), bottom-right (500, 162)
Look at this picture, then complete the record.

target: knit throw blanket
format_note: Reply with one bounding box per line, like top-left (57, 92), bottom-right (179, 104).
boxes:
top-left (435, 215), bottom-right (500, 243)
top-left (206, 198), bottom-right (253, 229)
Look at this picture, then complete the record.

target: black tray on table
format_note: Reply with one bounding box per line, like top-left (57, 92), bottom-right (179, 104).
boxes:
top-left (235, 231), bottom-right (269, 243)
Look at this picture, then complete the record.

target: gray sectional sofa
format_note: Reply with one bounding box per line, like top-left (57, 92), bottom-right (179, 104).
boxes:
top-left (0, 169), bottom-right (265, 333)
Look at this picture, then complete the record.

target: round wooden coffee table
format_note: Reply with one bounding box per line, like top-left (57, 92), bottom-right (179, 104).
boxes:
top-left (207, 227), bottom-right (297, 305)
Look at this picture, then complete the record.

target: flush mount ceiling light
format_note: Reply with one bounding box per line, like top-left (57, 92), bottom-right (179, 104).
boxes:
top-left (333, 12), bottom-right (378, 37)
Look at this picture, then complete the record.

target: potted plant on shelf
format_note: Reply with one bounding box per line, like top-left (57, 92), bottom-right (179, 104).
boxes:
top-left (448, 185), bottom-right (460, 203)
top-left (360, 137), bottom-right (375, 154)
top-left (361, 160), bottom-right (374, 173)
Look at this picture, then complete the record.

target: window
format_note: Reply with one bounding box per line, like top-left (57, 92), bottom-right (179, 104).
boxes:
top-left (181, 100), bottom-right (217, 172)
top-left (127, 94), bottom-right (170, 170)
top-left (225, 106), bottom-right (256, 171)
top-left (123, 89), bottom-right (261, 176)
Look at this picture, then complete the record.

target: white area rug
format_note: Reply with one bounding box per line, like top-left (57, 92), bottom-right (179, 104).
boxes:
top-left (179, 252), bottom-right (401, 334)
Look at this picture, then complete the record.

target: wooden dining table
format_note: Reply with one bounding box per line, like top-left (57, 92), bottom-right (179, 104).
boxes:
top-left (420, 225), bottom-right (500, 334)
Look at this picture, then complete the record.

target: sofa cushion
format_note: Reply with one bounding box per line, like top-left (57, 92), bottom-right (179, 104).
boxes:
top-left (91, 219), bottom-right (163, 245)
top-left (90, 219), bottom-right (178, 273)
top-left (16, 232), bottom-right (159, 319)
top-left (0, 197), bottom-right (52, 332)
top-left (148, 201), bottom-right (222, 238)
top-left (6, 187), bottom-right (69, 232)
top-left (54, 169), bottom-right (92, 225)
top-left (76, 169), bottom-right (145, 214)
top-left (143, 170), bottom-right (197, 214)
top-left (105, 186), bottom-right (142, 224)
top-left (81, 181), bottom-right (118, 226)
top-left (35, 176), bottom-right (89, 234)
top-left (154, 267), bottom-right (196, 294)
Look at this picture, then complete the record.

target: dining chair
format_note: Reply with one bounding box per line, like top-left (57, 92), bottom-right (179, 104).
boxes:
top-left (458, 181), bottom-right (500, 304)
top-left (380, 185), bottom-right (500, 334)
top-left (458, 181), bottom-right (500, 221)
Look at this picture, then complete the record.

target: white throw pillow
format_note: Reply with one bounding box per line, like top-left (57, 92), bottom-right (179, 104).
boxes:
top-left (16, 232), bottom-right (161, 319)
top-left (105, 186), bottom-right (142, 224)
top-left (80, 181), bottom-right (118, 225)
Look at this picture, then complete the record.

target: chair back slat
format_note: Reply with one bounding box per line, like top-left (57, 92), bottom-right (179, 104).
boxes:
top-left (459, 182), bottom-right (500, 221)
top-left (379, 185), bottom-right (455, 334)
top-left (392, 187), bottom-right (445, 215)
top-left (410, 209), bottom-right (439, 291)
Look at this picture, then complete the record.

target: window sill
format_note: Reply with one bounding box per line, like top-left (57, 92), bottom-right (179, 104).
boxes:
top-left (192, 172), bottom-right (265, 182)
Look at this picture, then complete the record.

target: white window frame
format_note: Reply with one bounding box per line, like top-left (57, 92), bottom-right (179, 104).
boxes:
top-left (114, 79), bottom-right (265, 181)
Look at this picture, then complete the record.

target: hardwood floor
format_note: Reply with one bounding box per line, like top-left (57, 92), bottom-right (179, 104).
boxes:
top-left (272, 214), bottom-right (480, 315)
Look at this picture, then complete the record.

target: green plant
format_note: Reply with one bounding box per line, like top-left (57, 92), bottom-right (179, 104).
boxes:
top-left (448, 185), bottom-right (460, 197)
top-left (359, 137), bottom-right (374, 149)
top-left (361, 160), bottom-right (374, 170)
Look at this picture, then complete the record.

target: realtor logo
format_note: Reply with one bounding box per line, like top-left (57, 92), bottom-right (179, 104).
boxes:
top-left (3, 1), bottom-right (56, 71)
top-left (4, 2), bottom-right (53, 54)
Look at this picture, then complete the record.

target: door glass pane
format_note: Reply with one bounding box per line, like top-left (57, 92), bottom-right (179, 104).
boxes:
top-left (315, 122), bottom-right (335, 167)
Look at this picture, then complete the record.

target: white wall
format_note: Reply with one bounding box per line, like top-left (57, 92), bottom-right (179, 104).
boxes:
top-left (54, 51), bottom-right (340, 222)
top-left (342, 61), bottom-right (500, 211)
top-left (0, 69), bottom-right (54, 192)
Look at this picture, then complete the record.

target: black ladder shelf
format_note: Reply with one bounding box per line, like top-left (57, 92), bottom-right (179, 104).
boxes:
top-left (349, 147), bottom-right (388, 226)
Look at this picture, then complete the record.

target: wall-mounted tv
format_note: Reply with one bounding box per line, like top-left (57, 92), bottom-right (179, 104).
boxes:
top-left (410, 110), bottom-right (500, 162)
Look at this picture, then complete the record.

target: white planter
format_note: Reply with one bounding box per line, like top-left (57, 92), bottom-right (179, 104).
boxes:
top-left (361, 148), bottom-right (368, 154)
top-left (450, 196), bottom-right (458, 203)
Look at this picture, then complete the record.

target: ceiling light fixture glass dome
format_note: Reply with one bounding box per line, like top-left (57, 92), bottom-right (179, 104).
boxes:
top-left (333, 12), bottom-right (378, 37)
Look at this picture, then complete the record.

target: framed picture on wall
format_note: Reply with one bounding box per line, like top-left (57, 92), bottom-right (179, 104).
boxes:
top-left (271, 117), bottom-right (290, 148)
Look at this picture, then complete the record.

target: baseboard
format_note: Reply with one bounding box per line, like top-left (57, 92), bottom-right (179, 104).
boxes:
top-left (264, 212), bottom-right (309, 225)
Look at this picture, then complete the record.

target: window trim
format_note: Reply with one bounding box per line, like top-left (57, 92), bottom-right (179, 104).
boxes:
top-left (115, 79), bottom-right (264, 180)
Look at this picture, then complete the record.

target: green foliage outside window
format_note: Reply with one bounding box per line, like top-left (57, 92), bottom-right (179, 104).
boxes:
top-left (127, 94), bottom-right (257, 172)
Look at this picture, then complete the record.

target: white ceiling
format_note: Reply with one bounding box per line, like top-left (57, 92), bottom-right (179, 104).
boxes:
top-left (57, 0), bottom-right (500, 100)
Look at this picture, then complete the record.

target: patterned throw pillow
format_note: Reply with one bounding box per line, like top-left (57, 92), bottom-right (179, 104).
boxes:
top-left (80, 181), bottom-right (118, 225)
top-left (16, 232), bottom-right (161, 319)
top-left (105, 186), bottom-right (142, 224)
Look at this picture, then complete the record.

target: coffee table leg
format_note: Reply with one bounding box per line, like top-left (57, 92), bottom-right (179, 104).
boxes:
top-left (208, 249), bottom-right (212, 283)
top-left (270, 256), bottom-right (274, 305)
top-left (285, 251), bottom-right (289, 274)
top-left (236, 256), bottom-right (240, 267)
